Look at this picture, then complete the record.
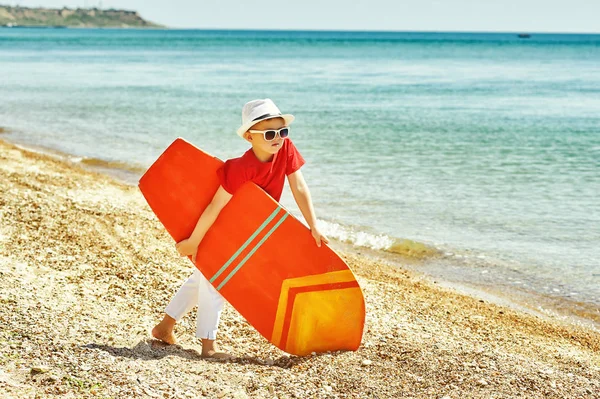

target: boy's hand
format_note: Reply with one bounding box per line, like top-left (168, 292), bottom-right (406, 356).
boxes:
top-left (176, 238), bottom-right (199, 263)
top-left (311, 227), bottom-right (329, 247)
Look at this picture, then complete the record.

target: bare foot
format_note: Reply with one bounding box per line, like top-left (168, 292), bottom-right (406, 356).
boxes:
top-left (151, 315), bottom-right (177, 345)
top-left (151, 325), bottom-right (177, 345)
top-left (201, 338), bottom-right (231, 359)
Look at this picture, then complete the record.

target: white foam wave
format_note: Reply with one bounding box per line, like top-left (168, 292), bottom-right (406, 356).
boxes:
top-left (316, 219), bottom-right (395, 251)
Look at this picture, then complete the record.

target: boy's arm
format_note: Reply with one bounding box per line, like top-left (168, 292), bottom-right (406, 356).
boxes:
top-left (287, 170), bottom-right (329, 247)
top-left (175, 185), bottom-right (233, 262)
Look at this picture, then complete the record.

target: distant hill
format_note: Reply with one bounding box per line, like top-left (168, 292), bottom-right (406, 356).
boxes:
top-left (0, 5), bottom-right (163, 28)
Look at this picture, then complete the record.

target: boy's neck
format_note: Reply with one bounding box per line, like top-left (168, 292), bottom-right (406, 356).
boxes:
top-left (251, 146), bottom-right (274, 163)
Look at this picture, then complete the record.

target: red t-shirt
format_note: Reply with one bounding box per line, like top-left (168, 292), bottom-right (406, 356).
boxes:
top-left (216, 138), bottom-right (305, 202)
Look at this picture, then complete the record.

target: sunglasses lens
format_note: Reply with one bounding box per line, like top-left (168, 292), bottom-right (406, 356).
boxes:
top-left (264, 130), bottom-right (276, 141)
top-left (280, 128), bottom-right (289, 138)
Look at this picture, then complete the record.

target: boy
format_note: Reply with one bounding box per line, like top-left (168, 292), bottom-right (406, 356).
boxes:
top-left (151, 99), bottom-right (328, 358)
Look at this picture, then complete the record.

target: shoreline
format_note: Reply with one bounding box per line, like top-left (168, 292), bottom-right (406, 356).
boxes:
top-left (1, 138), bottom-right (599, 398)
top-left (332, 239), bottom-right (600, 331)
top-left (1, 132), bottom-right (598, 331)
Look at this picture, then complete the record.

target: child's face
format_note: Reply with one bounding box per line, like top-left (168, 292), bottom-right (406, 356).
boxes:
top-left (244, 117), bottom-right (287, 156)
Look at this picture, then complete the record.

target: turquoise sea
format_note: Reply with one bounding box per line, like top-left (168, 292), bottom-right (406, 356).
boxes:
top-left (1, 29), bottom-right (599, 320)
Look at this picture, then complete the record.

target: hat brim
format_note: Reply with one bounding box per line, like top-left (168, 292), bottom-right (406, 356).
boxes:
top-left (236, 114), bottom-right (295, 137)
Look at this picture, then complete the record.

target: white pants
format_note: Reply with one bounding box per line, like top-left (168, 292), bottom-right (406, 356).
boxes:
top-left (165, 268), bottom-right (225, 340)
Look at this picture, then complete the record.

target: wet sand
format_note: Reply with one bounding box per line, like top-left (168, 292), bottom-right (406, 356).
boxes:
top-left (1, 139), bottom-right (599, 398)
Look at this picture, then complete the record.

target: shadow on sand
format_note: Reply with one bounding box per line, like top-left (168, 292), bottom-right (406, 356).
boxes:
top-left (83, 338), bottom-right (322, 369)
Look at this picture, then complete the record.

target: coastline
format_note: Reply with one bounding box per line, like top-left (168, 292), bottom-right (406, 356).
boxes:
top-left (1, 138), bottom-right (599, 398)
top-left (0, 5), bottom-right (163, 29)
top-left (330, 239), bottom-right (600, 331)
top-left (1, 132), bottom-right (598, 331)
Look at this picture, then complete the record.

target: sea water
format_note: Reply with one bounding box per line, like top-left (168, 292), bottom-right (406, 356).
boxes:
top-left (1, 29), bottom-right (599, 313)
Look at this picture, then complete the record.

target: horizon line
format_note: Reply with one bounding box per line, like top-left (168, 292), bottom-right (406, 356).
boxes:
top-left (6, 26), bottom-right (599, 35)
top-left (163, 28), bottom-right (600, 35)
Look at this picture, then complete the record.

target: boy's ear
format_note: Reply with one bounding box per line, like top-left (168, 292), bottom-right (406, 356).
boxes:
top-left (243, 131), bottom-right (252, 142)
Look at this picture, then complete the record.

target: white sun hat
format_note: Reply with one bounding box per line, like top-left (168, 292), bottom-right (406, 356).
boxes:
top-left (236, 99), bottom-right (295, 137)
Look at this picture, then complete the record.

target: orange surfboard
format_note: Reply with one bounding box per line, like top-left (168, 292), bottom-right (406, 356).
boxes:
top-left (139, 138), bottom-right (365, 356)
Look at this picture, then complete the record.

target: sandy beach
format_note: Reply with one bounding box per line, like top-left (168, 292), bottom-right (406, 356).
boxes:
top-left (0, 138), bottom-right (599, 399)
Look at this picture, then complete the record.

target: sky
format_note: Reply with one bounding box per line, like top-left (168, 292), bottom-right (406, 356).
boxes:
top-left (10, 0), bottom-right (600, 32)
